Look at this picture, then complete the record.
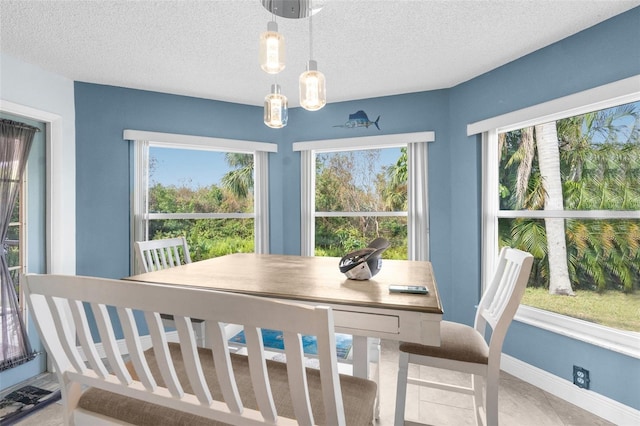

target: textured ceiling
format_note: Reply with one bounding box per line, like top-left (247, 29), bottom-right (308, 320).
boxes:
top-left (1, 0), bottom-right (639, 107)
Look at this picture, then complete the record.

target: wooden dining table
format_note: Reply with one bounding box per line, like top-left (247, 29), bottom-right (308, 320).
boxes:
top-left (126, 253), bottom-right (444, 381)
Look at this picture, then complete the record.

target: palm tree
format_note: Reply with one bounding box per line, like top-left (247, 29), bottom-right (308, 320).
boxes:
top-left (535, 122), bottom-right (574, 295)
top-left (382, 147), bottom-right (407, 211)
top-left (501, 102), bottom-right (640, 295)
top-left (221, 153), bottom-right (253, 199)
top-left (559, 105), bottom-right (640, 293)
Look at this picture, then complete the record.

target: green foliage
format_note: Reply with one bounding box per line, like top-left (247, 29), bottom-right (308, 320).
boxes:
top-left (314, 149), bottom-right (408, 259)
top-left (499, 102), bottom-right (640, 294)
top-left (147, 152), bottom-right (255, 262)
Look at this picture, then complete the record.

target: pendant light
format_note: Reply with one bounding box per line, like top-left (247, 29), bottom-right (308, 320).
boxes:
top-left (264, 83), bottom-right (288, 128)
top-left (299, 0), bottom-right (326, 111)
top-left (259, 20), bottom-right (285, 74)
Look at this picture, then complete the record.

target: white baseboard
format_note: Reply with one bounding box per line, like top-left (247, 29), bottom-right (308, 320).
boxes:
top-left (501, 354), bottom-right (640, 426)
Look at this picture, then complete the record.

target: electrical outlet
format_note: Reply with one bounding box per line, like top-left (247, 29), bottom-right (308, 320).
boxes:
top-left (573, 366), bottom-right (590, 389)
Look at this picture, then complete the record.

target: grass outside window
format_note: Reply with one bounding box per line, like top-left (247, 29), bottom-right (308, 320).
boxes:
top-left (522, 288), bottom-right (640, 332)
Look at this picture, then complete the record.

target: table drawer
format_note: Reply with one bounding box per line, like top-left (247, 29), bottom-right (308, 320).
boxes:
top-left (333, 310), bottom-right (399, 334)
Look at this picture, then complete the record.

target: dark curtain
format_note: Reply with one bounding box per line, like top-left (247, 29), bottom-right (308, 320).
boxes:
top-left (0, 119), bottom-right (39, 371)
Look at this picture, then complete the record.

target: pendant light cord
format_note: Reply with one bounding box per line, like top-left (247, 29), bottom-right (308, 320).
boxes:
top-left (309, 0), bottom-right (313, 61)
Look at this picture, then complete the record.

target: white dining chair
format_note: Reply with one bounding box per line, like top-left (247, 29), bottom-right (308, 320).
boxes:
top-left (135, 236), bottom-right (191, 272)
top-left (394, 247), bottom-right (534, 426)
top-left (134, 237), bottom-right (205, 347)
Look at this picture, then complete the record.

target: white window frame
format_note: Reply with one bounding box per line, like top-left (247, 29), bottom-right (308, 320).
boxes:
top-left (293, 132), bottom-right (434, 260)
top-left (468, 75), bottom-right (640, 358)
top-left (0, 100), bottom-right (73, 276)
top-left (124, 130), bottom-right (277, 271)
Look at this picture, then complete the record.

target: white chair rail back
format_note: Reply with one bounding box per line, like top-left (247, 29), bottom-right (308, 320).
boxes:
top-left (23, 274), bottom-right (351, 425)
top-left (135, 236), bottom-right (191, 273)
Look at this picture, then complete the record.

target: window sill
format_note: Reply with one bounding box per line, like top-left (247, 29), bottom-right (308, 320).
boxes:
top-left (515, 305), bottom-right (640, 359)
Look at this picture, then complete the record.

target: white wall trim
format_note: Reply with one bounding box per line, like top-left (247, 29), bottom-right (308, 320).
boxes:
top-left (123, 129), bottom-right (278, 153)
top-left (515, 306), bottom-right (640, 359)
top-left (0, 99), bottom-right (75, 275)
top-left (501, 354), bottom-right (640, 425)
top-left (293, 131), bottom-right (435, 152)
top-left (467, 75), bottom-right (640, 135)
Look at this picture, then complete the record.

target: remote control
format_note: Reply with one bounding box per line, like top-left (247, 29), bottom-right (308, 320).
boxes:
top-left (389, 285), bottom-right (428, 294)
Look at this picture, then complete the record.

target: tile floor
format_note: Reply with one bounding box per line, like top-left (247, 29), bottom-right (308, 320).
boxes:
top-left (10, 339), bottom-right (613, 425)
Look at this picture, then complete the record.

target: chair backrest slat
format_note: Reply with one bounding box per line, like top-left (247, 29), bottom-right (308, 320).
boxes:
top-left (143, 311), bottom-right (184, 397)
top-left (46, 295), bottom-right (87, 374)
top-left (316, 313), bottom-right (345, 425)
top-left (91, 302), bottom-right (132, 385)
top-left (117, 307), bottom-right (157, 391)
top-left (174, 315), bottom-right (213, 405)
top-left (475, 247), bottom-right (534, 351)
top-left (283, 330), bottom-right (314, 424)
top-left (245, 326), bottom-right (278, 423)
top-left (207, 321), bottom-right (243, 414)
top-left (69, 299), bottom-right (109, 378)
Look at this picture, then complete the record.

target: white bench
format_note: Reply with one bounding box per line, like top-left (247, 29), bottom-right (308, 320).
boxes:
top-left (24, 274), bottom-right (377, 425)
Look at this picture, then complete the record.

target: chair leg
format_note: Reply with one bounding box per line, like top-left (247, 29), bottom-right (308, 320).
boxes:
top-left (484, 372), bottom-right (499, 426)
top-left (370, 338), bottom-right (381, 419)
top-left (394, 351), bottom-right (410, 426)
top-left (472, 374), bottom-right (484, 426)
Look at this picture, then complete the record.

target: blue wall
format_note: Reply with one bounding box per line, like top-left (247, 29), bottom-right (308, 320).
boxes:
top-left (74, 7), bottom-right (640, 410)
top-left (74, 85), bottom-right (270, 279)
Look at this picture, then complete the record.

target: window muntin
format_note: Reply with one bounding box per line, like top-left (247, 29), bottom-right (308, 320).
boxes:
top-left (492, 100), bottom-right (640, 335)
top-left (314, 147), bottom-right (408, 258)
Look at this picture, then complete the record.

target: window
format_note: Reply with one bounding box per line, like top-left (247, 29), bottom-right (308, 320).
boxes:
top-left (6, 171), bottom-right (24, 308)
top-left (314, 147), bottom-right (407, 258)
top-left (294, 132), bottom-right (434, 260)
top-left (126, 130), bottom-right (277, 270)
top-left (469, 76), bottom-right (640, 357)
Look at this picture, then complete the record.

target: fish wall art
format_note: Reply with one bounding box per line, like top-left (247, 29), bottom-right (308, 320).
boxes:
top-left (333, 110), bottom-right (381, 130)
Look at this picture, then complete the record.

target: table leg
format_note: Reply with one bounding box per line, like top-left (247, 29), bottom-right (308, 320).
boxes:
top-left (351, 336), bottom-right (381, 419)
top-left (351, 336), bottom-right (369, 378)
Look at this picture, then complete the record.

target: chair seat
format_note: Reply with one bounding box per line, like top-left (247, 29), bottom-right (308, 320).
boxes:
top-left (399, 320), bottom-right (489, 365)
top-left (78, 343), bottom-right (377, 426)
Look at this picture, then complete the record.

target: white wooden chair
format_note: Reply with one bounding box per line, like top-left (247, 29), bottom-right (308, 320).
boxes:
top-left (134, 237), bottom-right (206, 347)
top-left (134, 236), bottom-right (191, 273)
top-left (394, 247), bottom-right (534, 426)
top-left (23, 274), bottom-right (378, 425)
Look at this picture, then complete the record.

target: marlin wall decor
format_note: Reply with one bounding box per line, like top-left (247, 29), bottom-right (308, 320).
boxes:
top-left (333, 110), bottom-right (381, 130)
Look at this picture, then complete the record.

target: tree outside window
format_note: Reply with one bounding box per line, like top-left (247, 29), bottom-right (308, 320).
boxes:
top-left (314, 147), bottom-right (408, 259)
top-left (146, 148), bottom-right (255, 261)
top-left (498, 101), bottom-right (640, 331)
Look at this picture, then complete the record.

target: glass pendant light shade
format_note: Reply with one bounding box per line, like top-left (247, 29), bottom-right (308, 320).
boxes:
top-left (264, 84), bottom-right (288, 128)
top-left (259, 21), bottom-right (285, 74)
top-left (299, 59), bottom-right (326, 111)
